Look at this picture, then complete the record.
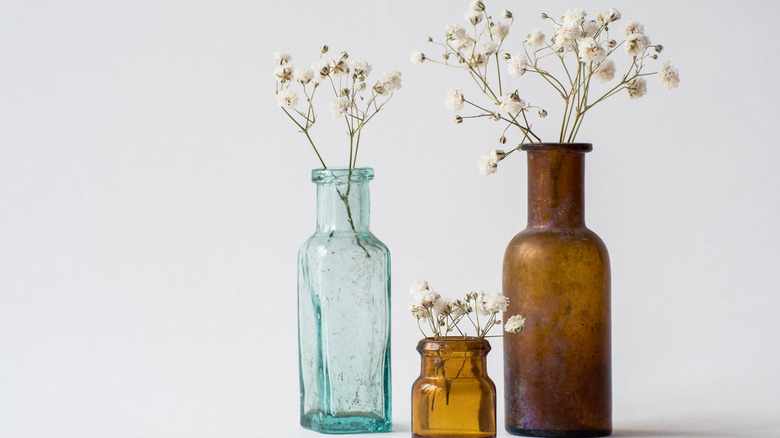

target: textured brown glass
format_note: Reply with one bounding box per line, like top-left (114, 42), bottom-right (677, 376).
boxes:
top-left (412, 338), bottom-right (496, 438)
top-left (503, 144), bottom-right (611, 437)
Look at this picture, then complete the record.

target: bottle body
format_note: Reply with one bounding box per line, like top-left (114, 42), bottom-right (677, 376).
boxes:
top-left (412, 338), bottom-right (496, 438)
top-left (503, 145), bottom-right (611, 437)
top-left (298, 168), bottom-right (392, 434)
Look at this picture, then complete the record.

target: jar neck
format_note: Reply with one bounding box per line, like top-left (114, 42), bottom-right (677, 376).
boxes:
top-left (417, 338), bottom-right (490, 378)
top-left (524, 144), bottom-right (590, 229)
top-left (312, 168), bottom-right (373, 233)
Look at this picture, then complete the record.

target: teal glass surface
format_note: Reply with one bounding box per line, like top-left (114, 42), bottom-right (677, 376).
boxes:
top-left (298, 167), bottom-right (392, 434)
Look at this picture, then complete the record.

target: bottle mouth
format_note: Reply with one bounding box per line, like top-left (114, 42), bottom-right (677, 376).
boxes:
top-left (312, 167), bottom-right (374, 183)
top-left (520, 143), bottom-right (592, 153)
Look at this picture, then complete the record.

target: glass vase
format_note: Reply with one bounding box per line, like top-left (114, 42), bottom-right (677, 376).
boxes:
top-left (411, 337), bottom-right (496, 438)
top-left (503, 144), bottom-right (611, 437)
top-left (298, 167), bottom-right (392, 434)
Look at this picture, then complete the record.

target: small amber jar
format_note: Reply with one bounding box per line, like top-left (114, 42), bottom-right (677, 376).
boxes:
top-left (411, 337), bottom-right (496, 438)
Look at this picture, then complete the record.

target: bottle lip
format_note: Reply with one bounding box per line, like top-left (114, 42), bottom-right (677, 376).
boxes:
top-left (416, 337), bottom-right (492, 354)
top-left (520, 143), bottom-right (593, 153)
top-left (312, 167), bottom-right (374, 183)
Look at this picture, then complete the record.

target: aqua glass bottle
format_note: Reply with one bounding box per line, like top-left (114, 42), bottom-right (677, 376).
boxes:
top-left (298, 167), bottom-right (392, 434)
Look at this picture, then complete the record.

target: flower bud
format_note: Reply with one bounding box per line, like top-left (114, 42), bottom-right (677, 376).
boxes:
top-left (499, 135), bottom-right (507, 144)
top-left (608, 39), bottom-right (617, 49)
top-left (342, 88), bottom-right (350, 96)
top-left (491, 112), bottom-right (501, 121)
top-left (442, 53), bottom-right (450, 61)
top-left (538, 109), bottom-right (548, 118)
top-left (320, 45), bottom-right (329, 54)
top-left (427, 36), bottom-right (434, 43)
top-left (650, 54), bottom-right (658, 60)
top-left (504, 53), bottom-right (512, 60)
top-left (339, 51), bottom-right (348, 60)
top-left (454, 115), bottom-right (463, 124)
top-left (541, 12), bottom-right (549, 19)
top-left (655, 44), bottom-right (664, 53)
top-left (472, 1), bottom-right (485, 12)
top-left (501, 9), bottom-right (513, 19)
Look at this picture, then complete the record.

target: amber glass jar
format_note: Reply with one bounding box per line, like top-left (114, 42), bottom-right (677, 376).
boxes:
top-left (412, 337), bottom-right (496, 438)
top-left (503, 144), bottom-right (611, 437)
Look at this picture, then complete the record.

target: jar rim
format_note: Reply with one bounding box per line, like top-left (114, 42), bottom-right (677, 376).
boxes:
top-left (416, 337), bottom-right (492, 354)
top-left (311, 167), bottom-right (374, 183)
top-left (520, 143), bottom-right (592, 153)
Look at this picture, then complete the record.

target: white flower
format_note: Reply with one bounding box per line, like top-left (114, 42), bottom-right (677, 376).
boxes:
top-left (477, 39), bottom-right (499, 56)
top-left (448, 300), bottom-right (470, 318)
top-left (500, 93), bottom-right (526, 114)
top-left (274, 51), bottom-right (291, 66)
top-left (329, 96), bottom-right (351, 118)
top-left (410, 304), bottom-right (427, 319)
top-left (312, 59), bottom-right (330, 81)
top-left (578, 38), bottom-right (606, 63)
top-left (330, 58), bottom-right (348, 76)
top-left (294, 68), bottom-right (314, 85)
top-left (553, 24), bottom-right (580, 50)
top-left (410, 279), bottom-right (430, 295)
top-left (596, 8), bottom-right (621, 26)
top-left (593, 59), bottom-right (616, 82)
top-left (627, 77), bottom-right (647, 99)
top-left (350, 58), bottom-right (372, 77)
top-left (274, 65), bottom-right (293, 83)
top-left (582, 20), bottom-right (599, 38)
top-left (433, 296), bottom-right (451, 316)
top-left (445, 87), bottom-right (465, 111)
top-left (562, 8), bottom-right (586, 26)
top-left (467, 51), bottom-right (487, 67)
top-left (276, 88), bottom-right (298, 108)
top-left (621, 20), bottom-right (645, 38)
top-left (447, 24), bottom-right (469, 41)
top-left (469, 0), bottom-right (485, 12)
top-left (472, 291), bottom-right (492, 315)
top-left (657, 62), bottom-right (680, 89)
top-left (410, 50), bottom-right (425, 65)
top-left (507, 55), bottom-right (528, 77)
top-left (595, 11), bottom-right (611, 26)
top-left (625, 33), bottom-right (650, 57)
top-left (477, 150), bottom-right (505, 176)
top-left (527, 29), bottom-right (546, 49)
top-left (484, 291), bottom-right (509, 313)
top-left (491, 22), bottom-right (510, 41)
top-left (374, 69), bottom-right (402, 95)
top-left (608, 8), bottom-right (621, 22)
top-left (504, 315), bottom-right (526, 333)
top-left (466, 9), bottom-right (483, 25)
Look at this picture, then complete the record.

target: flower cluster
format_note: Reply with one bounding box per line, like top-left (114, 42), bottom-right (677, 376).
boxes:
top-left (414, 2), bottom-right (679, 176)
top-left (410, 279), bottom-right (525, 339)
top-left (274, 46), bottom-right (402, 169)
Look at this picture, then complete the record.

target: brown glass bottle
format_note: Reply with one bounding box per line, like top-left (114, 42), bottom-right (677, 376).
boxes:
top-left (412, 338), bottom-right (496, 438)
top-left (503, 144), bottom-right (611, 437)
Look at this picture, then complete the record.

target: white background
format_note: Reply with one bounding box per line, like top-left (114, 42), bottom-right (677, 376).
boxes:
top-left (1, 0), bottom-right (779, 437)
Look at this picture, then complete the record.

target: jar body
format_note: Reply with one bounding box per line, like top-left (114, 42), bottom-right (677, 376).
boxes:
top-left (298, 168), bottom-right (392, 434)
top-left (412, 338), bottom-right (496, 438)
top-left (503, 145), bottom-right (611, 437)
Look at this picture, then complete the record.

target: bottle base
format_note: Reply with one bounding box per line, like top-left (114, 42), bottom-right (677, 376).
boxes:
top-left (412, 433), bottom-right (495, 438)
top-left (301, 412), bottom-right (392, 434)
top-left (505, 425), bottom-right (611, 437)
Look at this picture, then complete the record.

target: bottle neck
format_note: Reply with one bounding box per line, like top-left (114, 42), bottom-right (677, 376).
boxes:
top-left (316, 180), bottom-right (370, 233)
top-left (526, 147), bottom-right (587, 229)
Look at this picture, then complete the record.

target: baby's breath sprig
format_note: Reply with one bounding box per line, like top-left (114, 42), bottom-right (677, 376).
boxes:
top-left (414, 2), bottom-right (679, 176)
top-left (274, 46), bottom-right (402, 169)
top-left (410, 279), bottom-right (525, 340)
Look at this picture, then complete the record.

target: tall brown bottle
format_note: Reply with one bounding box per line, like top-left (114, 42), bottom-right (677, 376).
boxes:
top-left (503, 143), bottom-right (611, 437)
